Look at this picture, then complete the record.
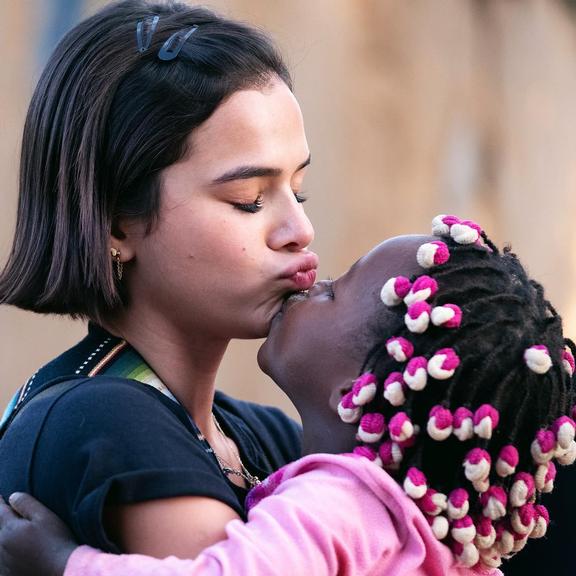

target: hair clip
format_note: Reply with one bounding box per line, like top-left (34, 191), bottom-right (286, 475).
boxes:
top-left (432, 214), bottom-right (461, 236)
top-left (524, 345), bottom-right (552, 374)
top-left (530, 505), bottom-right (549, 538)
top-left (431, 304), bottom-right (462, 329)
top-left (511, 503), bottom-right (536, 536)
top-left (452, 541), bottom-right (480, 568)
top-left (453, 407), bottom-right (474, 441)
top-left (405, 301), bottom-right (431, 333)
top-left (386, 336), bottom-right (414, 363)
top-left (475, 517), bottom-right (496, 550)
top-left (557, 440), bottom-right (576, 465)
top-left (389, 412), bottom-right (415, 443)
top-left (337, 392), bottom-right (361, 423)
top-left (351, 372), bottom-right (377, 406)
top-left (495, 445), bottom-right (519, 478)
top-left (352, 445), bottom-right (383, 467)
top-left (402, 356), bottom-right (428, 391)
top-left (531, 429), bottom-right (556, 464)
top-left (473, 405), bottom-right (499, 439)
top-left (427, 405), bottom-right (453, 441)
top-left (136, 15), bottom-right (160, 53)
top-left (380, 276), bottom-right (411, 306)
top-left (450, 220), bottom-right (482, 245)
top-left (403, 467), bottom-right (428, 499)
top-left (417, 488), bottom-right (447, 516)
top-left (562, 347), bottom-right (575, 376)
top-left (452, 516), bottom-right (476, 545)
top-left (404, 275), bottom-right (438, 306)
top-left (428, 515), bottom-right (450, 540)
top-left (509, 472), bottom-right (535, 507)
top-left (378, 440), bottom-right (403, 470)
top-left (416, 240), bottom-right (450, 269)
top-left (427, 348), bottom-right (460, 380)
top-left (480, 486), bottom-right (507, 521)
top-left (534, 461), bottom-right (556, 493)
top-left (357, 413), bottom-right (386, 443)
top-left (447, 488), bottom-right (469, 520)
top-left (383, 372), bottom-right (407, 406)
top-left (551, 416), bottom-right (576, 450)
top-left (463, 448), bottom-right (491, 483)
top-left (158, 25), bottom-right (199, 61)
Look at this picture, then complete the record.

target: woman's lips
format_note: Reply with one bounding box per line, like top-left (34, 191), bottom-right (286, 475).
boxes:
top-left (286, 268), bottom-right (317, 290)
top-left (279, 252), bottom-right (319, 290)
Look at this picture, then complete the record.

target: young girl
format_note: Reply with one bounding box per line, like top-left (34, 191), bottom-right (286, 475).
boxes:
top-left (0, 0), bottom-right (315, 559)
top-left (0, 215), bottom-right (573, 575)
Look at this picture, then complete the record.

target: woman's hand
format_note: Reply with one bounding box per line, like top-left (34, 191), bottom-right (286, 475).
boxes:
top-left (0, 493), bottom-right (77, 576)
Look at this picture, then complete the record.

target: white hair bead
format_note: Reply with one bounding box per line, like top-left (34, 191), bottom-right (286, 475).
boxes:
top-left (524, 345), bottom-right (552, 374)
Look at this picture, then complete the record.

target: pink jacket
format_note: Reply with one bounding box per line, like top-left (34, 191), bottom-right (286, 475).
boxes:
top-left (66, 454), bottom-right (501, 576)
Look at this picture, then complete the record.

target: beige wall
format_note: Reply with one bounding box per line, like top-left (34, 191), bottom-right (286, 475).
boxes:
top-left (2, 0), bottom-right (576, 421)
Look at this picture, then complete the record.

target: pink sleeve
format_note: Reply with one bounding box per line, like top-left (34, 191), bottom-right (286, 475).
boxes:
top-left (64, 457), bottom-right (393, 576)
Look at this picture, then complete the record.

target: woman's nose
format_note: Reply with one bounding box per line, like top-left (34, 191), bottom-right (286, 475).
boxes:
top-left (268, 196), bottom-right (315, 251)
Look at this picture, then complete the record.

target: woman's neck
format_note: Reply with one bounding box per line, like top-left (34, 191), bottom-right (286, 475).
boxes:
top-left (101, 311), bottom-right (229, 436)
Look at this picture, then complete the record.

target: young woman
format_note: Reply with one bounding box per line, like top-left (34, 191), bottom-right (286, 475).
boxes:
top-left (0, 0), bottom-right (316, 558)
top-left (0, 216), bottom-right (573, 575)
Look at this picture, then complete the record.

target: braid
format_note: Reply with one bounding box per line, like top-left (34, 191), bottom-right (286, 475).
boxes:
top-left (346, 216), bottom-right (576, 569)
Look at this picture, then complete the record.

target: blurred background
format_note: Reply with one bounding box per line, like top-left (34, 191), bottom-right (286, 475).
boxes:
top-left (2, 0), bottom-right (576, 420)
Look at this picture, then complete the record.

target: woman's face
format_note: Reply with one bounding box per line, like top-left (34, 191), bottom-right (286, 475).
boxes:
top-left (258, 235), bottom-right (429, 407)
top-left (121, 79), bottom-right (316, 339)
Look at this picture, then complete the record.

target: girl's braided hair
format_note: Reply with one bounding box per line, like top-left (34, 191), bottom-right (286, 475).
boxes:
top-left (345, 216), bottom-right (576, 569)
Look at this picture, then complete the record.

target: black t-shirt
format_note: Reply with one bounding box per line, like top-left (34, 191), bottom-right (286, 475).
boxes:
top-left (0, 326), bottom-right (302, 552)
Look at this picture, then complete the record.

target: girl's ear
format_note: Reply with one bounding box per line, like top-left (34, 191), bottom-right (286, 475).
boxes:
top-left (109, 218), bottom-right (140, 263)
top-left (328, 379), bottom-right (355, 414)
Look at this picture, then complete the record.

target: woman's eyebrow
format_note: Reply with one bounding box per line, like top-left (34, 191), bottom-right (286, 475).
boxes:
top-left (211, 154), bottom-right (311, 185)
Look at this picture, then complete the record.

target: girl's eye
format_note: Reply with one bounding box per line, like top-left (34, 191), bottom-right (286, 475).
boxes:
top-left (325, 277), bottom-right (335, 299)
top-left (232, 194), bottom-right (264, 213)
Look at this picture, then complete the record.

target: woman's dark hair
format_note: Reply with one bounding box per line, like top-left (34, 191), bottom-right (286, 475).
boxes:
top-left (357, 232), bottom-right (574, 552)
top-left (0, 0), bottom-right (291, 322)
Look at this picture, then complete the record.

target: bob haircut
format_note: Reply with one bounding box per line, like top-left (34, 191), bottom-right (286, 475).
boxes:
top-left (0, 0), bottom-right (291, 323)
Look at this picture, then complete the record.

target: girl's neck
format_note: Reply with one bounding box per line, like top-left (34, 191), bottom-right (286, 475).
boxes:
top-left (101, 311), bottom-right (229, 435)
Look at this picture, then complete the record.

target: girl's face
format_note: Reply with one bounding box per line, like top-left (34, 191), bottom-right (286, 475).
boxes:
top-left (119, 79), bottom-right (316, 339)
top-left (258, 235), bottom-right (429, 411)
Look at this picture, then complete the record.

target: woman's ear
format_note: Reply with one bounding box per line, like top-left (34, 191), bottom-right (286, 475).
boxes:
top-left (109, 218), bottom-right (140, 263)
top-left (328, 379), bottom-right (355, 414)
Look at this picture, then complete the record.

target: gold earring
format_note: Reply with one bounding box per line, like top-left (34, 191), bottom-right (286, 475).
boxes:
top-left (110, 247), bottom-right (123, 281)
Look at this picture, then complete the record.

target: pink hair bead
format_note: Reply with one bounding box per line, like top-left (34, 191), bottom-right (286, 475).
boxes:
top-left (551, 416), bottom-right (576, 450)
top-left (403, 467), bottom-right (428, 499)
top-left (473, 404), bottom-right (499, 440)
top-left (453, 407), bottom-right (474, 441)
top-left (450, 219), bottom-right (482, 245)
top-left (531, 505), bottom-right (550, 539)
top-left (337, 392), bottom-right (362, 424)
top-left (404, 301), bottom-right (431, 334)
top-left (474, 517), bottom-right (496, 550)
top-left (427, 348), bottom-right (460, 380)
top-left (512, 532), bottom-right (529, 554)
top-left (562, 347), bottom-right (575, 377)
top-left (452, 541), bottom-right (480, 569)
top-left (472, 476), bottom-right (490, 494)
top-left (378, 440), bottom-right (403, 470)
top-left (404, 275), bottom-right (439, 306)
top-left (430, 304), bottom-right (462, 329)
top-left (357, 413), bottom-right (386, 444)
top-left (509, 472), bottom-right (535, 507)
top-left (511, 503), bottom-right (536, 536)
top-left (416, 240), bottom-right (450, 269)
top-left (479, 547), bottom-right (503, 570)
top-left (403, 356), bottom-right (428, 391)
top-left (427, 405), bottom-right (453, 441)
top-left (557, 440), bottom-right (576, 465)
top-left (380, 276), bottom-right (412, 306)
top-left (389, 412), bottom-right (415, 443)
top-left (451, 515), bottom-right (476, 544)
top-left (463, 448), bottom-right (491, 482)
top-left (531, 429), bottom-right (556, 464)
top-left (386, 336), bottom-right (414, 363)
top-left (432, 214), bottom-right (461, 236)
top-left (427, 515), bottom-right (449, 540)
top-left (524, 344), bottom-right (552, 374)
top-left (417, 488), bottom-right (447, 516)
top-left (352, 445), bottom-right (383, 468)
top-left (534, 461), bottom-right (556, 493)
top-left (495, 445), bottom-right (519, 478)
top-left (495, 523), bottom-right (514, 556)
top-left (351, 372), bottom-right (378, 406)
top-left (447, 488), bottom-right (469, 520)
top-left (383, 372), bottom-right (407, 406)
top-left (480, 486), bottom-right (508, 520)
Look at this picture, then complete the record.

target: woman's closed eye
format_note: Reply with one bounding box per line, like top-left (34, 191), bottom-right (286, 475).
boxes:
top-left (232, 190), bottom-right (308, 214)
